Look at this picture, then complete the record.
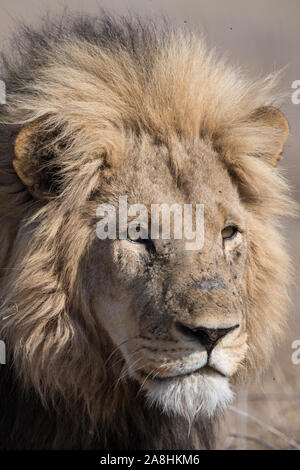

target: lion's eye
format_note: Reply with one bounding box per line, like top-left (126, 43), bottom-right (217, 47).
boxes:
top-left (127, 234), bottom-right (146, 243)
top-left (222, 225), bottom-right (238, 241)
top-left (127, 228), bottom-right (147, 243)
top-left (127, 230), bottom-right (156, 253)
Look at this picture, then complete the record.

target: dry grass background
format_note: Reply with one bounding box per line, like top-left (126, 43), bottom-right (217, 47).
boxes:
top-left (0, 0), bottom-right (299, 450)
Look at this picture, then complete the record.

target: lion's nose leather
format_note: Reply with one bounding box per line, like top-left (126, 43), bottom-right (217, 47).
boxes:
top-left (176, 322), bottom-right (239, 353)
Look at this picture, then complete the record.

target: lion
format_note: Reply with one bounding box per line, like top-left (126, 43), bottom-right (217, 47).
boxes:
top-left (0, 14), bottom-right (295, 450)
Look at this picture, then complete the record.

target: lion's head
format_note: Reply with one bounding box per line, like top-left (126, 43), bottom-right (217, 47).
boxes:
top-left (0, 15), bottom-right (295, 448)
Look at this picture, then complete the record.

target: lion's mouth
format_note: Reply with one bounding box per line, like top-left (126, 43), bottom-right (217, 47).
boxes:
top-left (135, 364), bottom-right (227, 383)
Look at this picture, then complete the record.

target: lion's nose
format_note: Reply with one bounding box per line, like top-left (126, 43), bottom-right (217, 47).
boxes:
top-left (176, 322), bottom-right (239, 354)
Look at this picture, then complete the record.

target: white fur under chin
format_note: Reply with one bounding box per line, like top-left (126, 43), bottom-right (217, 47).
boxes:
top-left (145, 369), bottom-right (234, 424)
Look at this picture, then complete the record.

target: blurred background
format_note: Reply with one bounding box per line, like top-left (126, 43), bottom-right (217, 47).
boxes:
top-left (0, 0), bottom-right (299, 450)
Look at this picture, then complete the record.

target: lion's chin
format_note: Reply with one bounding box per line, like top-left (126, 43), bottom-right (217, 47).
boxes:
top-left (144, 367), bottom-right (234, 423)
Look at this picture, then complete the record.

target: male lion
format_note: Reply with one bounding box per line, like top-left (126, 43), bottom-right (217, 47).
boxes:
top-left (0, 14), bottom-right (295, 449)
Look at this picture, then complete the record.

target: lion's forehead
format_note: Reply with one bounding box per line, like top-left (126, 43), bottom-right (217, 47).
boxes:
top-left (106, 136), bottom-right (241, 212)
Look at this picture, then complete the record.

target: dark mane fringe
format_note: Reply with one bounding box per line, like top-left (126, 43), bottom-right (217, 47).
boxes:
top-left (0, 349), bottom-right (216, 450)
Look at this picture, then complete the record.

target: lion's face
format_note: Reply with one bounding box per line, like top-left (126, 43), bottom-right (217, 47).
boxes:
top-left (89, 136), bottom-right (248, 420)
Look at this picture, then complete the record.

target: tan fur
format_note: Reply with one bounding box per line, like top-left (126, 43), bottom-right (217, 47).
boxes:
top-left (0, 15), bottom-right (296, 449)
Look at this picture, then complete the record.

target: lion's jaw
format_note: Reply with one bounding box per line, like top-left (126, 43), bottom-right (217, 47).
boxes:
top-left (117, 322), bottom-right (246, 422)
top-left (120, 314), bottom-right (247, 422)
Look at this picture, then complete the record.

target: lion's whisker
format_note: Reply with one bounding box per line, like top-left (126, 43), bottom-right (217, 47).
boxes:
top-left (104, 337), bottom-right (140, 368)
top-left (136, 363), bottom-right (167, 398)
top-left (113, 356), bottom-right (145, 390)
top-left (109, 348), bottom-right (142, 372)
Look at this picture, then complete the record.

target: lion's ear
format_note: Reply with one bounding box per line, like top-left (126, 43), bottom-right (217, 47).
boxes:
top-left (250, 106), bottom-right (289, 167)
top-left (13, 120), bottom-right (60, 199)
